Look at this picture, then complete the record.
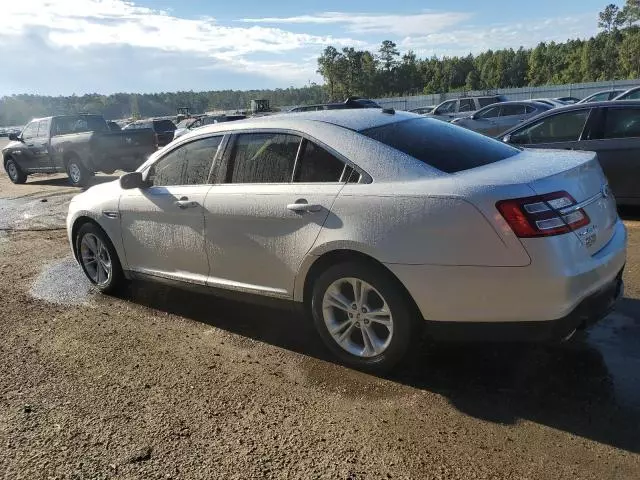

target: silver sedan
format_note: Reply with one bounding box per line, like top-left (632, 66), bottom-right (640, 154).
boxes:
top-left (67, 110), bottom-right (626, 372)
top-left (451, 101), bottom-right (551, 136)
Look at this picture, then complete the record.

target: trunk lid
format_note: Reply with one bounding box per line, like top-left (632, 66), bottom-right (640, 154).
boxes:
top-left (452, 148), bottom-right (617, 256)
top-left (524, 149), bottom-right (617, 255)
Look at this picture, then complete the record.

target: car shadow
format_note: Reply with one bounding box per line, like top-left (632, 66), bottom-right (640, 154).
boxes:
top-left (118, 281), bottom-right (640, 453)
top-left (618, 205), bottom-right (640, 221)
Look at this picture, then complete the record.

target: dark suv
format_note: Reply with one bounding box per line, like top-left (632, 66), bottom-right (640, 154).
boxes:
top-left (124, 119), bottom-right (177, 147)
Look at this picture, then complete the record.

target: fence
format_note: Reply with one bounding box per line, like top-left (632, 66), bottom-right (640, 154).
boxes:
top-left (370, 79), bottom-right (640, 111)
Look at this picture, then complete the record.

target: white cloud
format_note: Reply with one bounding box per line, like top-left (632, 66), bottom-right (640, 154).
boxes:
top-left (399, 14), bottom-right (598, 57)
top-left (0, 0), bottom-right (360, 93)
top-left (240, 11), bottom-right (472, 36)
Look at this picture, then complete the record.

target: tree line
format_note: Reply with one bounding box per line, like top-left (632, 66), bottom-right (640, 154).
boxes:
top-left (0, 2), bottom-right (638, 126)
top-left (317, 1), bottom-right (640, 99)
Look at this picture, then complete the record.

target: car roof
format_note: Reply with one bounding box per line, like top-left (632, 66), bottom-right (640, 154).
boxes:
top-left (187, 109), bottom-right (416, 136)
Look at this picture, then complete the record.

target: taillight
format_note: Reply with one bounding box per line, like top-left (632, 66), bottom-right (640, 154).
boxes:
top-left (496, 191), bottom-right (590, 238)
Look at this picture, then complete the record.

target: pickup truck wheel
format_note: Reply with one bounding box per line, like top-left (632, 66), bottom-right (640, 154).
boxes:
top-left (66, 159), bottom-right (92, 187)
top-left (5, 158), bottom-right (27, 184)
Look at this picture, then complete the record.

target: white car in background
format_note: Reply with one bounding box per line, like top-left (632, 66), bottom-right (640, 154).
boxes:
top-left (67, 110), bottom-right (626, 372)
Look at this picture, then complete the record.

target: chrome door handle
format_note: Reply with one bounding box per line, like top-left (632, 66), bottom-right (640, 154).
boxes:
top-left (287, 202), bottom-right (322, 213)
top-left (175, 197), bottom-right (199, 209)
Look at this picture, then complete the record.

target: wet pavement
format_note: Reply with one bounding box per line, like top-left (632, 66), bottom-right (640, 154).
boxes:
top-left (29, 256), bottom-right (93, 305)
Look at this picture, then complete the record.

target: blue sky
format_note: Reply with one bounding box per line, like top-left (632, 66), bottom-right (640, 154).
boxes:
top-left (0, 0), bottom-right (609, 96)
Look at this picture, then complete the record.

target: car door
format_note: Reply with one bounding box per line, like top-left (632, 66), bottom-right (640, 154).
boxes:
top-left (119, 135), bottom-right (223, 284)
top-left (33, 118), bottom-right (52, 170)
top-left (464, 105), bottom-right (500, 135)
top-left (576, 106), bottom-right (640, 201)
top-left (495, 104), bottom-right (527, 136)
top-left (203, 131), bottom-right (347, 297)
top-left (13, 121), bottom-right (40, 172)
top-left (506, 108), bottom-right (593, 151)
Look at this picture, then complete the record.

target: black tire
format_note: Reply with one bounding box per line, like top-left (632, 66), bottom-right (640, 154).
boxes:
top-left (66, 157), bottom-right (93, 187)
top-left (310, 261), bottom-right (420, 373)
top-left (5, 158), bottom-right (27, 184)
top-left (75, 222), bottom-right (124, 294)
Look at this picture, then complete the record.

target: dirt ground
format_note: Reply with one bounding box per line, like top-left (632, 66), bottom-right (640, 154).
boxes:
top-left (1, 147), bottom-right (639, 478)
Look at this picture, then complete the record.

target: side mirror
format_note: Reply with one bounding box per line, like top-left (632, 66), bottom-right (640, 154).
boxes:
top-left (502, 134), bottom-right (512, 143)
top-left (120, 171), bottom-right (147, 190)
top-left (8, 133), bottom-right (19, 141)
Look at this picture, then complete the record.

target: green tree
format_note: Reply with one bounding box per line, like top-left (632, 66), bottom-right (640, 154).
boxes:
top-left (599, 4), bottom-right (623, 32)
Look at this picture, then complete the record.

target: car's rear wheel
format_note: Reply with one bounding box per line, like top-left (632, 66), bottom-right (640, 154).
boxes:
top-left (76, 223), bottom-right (124, 294)
top-left (5, 158), bottom-right (27, 184)
top-left (310, 261), bottom-right (419, 373)
top-left (67, 158), bottom-right (93, 187)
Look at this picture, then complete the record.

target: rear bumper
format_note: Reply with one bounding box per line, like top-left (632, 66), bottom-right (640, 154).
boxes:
top-left (385, 218), bottom-right (626, 326)
top-left (423, 268), bottom-right (624, 342)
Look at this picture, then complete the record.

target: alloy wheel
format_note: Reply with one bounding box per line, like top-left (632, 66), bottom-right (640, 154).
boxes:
top-left (322, 277), bottom-right (394, 358)
top-left (80, 233), bottom-right (112, 286)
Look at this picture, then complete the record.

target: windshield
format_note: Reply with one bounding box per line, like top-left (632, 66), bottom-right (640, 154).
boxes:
top-left (52, 115), bottom-right (108, 135)
top-left (360, 117), bottom-right (519, 173)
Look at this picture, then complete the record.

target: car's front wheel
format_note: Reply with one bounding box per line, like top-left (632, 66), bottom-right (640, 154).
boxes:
top-left (311, 261), bottom-right (419, 373)
top-left (75, 223), bottom-right (124, 294)
top-left (5, 158), bottom-right (27, 184)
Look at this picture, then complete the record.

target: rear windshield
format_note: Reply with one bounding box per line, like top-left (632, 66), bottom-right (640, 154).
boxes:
top-left (360, 118), bottom-right (520, 173)
top-left (153, 119), bottom-right (177, 131)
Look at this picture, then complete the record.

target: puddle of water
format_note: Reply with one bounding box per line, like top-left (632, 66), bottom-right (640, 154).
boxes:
top-left (30, 256), bottom-right (93, 306)
top-left (0, 194), bottom-right (73, 231)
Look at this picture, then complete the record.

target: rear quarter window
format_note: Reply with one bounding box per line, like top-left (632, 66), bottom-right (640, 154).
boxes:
top-left (361, 118), bottom-right (519, 174)
top-left (154, 120), bottom-right (177, 131)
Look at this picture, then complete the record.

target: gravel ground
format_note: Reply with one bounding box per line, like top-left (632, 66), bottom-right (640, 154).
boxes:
top-left (0, 159), bottom-right (639, 479)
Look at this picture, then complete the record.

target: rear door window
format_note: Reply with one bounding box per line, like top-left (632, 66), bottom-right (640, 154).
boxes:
top-left (602, 107), bottom-right (640, 139)
top-left (360, 118), bottom-right (519, 173)
top-left (294, 140), bottom-right (345, 183)
top-left (509, 110), bottom-right (591, 145)
top-left (154, 120), bottom-right (177, 132)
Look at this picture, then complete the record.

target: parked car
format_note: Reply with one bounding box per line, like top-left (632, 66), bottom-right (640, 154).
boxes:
top-left (578, 89), bottom-right (626, 103)
top-left (289, 97), bottom-right (381, 112)
top-left (427, 95), bottom-right (507, 121)
top-left (451, 101), bottom-right (551, 136)
top-left (67, 110), bottom-right (625, 372)
top-left (174, 114), bottom-right (246, 139)
top-left (124, 118), bottom-right (177, 147)
top-left (613, 86), bottom-right (640, 101)
top-left (408, 106), bottom-right (435, 115)
top-left (500, 100), bottom-right (640, 205)
top-left (3, 114), bottom-right (156, 186)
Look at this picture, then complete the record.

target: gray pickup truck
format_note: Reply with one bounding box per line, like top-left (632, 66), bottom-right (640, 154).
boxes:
top-left (2, 114), bottom-right (156, 186)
